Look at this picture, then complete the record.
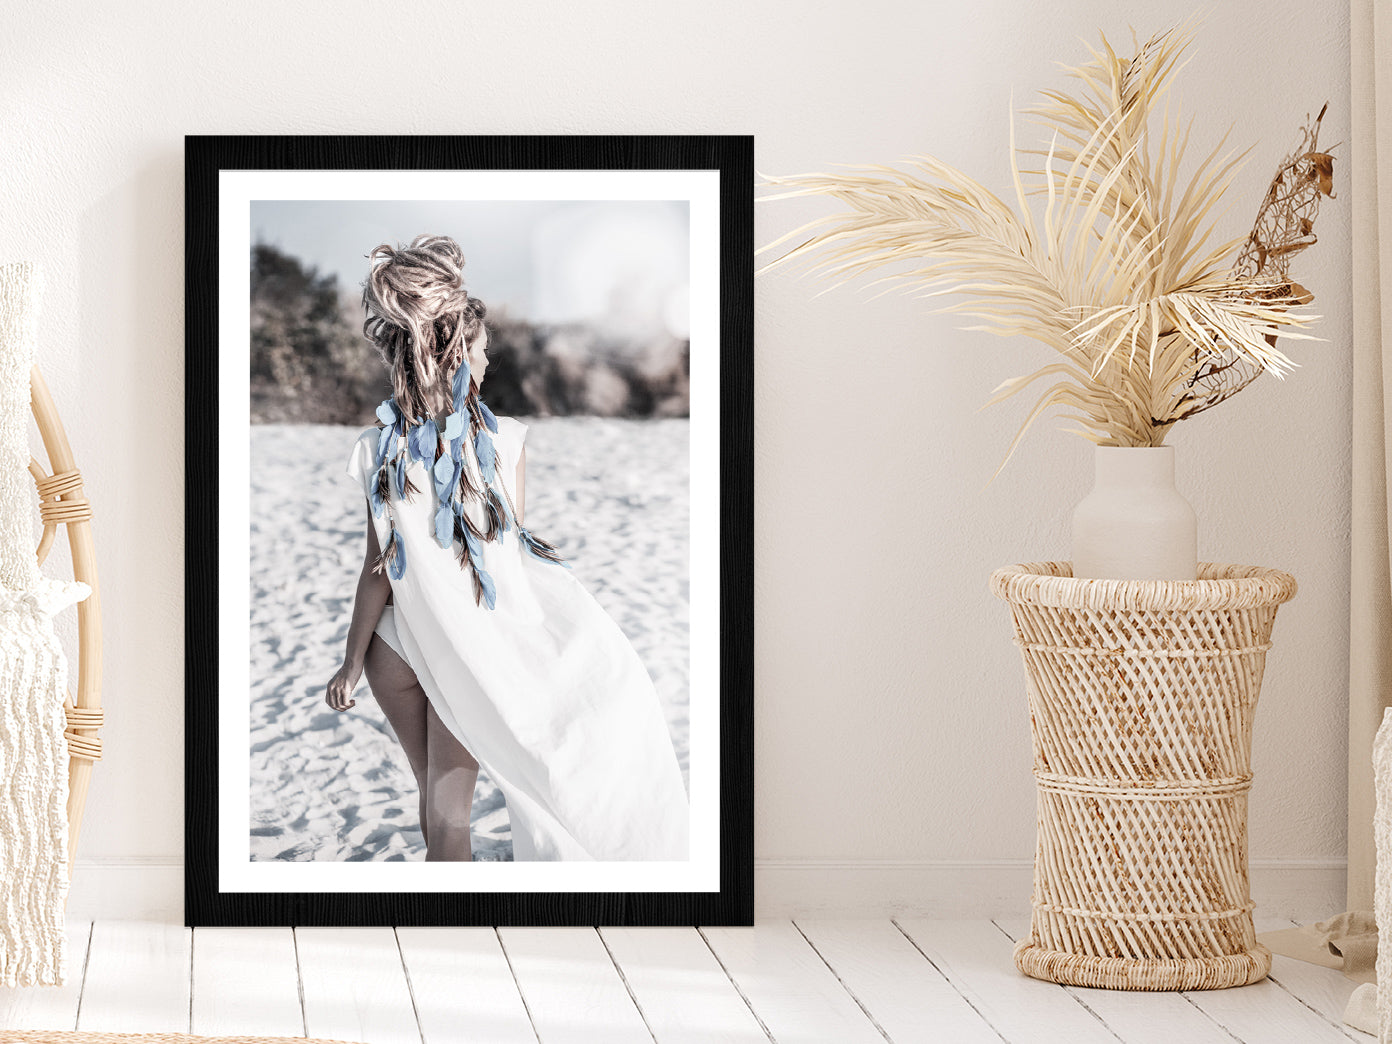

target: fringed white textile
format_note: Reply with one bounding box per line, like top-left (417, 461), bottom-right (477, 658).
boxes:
top-left (1374, 707), bottom-right (1392, 1041)
top-left (0, 262), bottom-right (89, 987)
top-left (1347, 981), bottom-right (1378, 1036)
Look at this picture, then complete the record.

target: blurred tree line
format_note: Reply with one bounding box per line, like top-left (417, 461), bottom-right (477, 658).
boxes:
top-left (250, 242), bottom-right (690, 425)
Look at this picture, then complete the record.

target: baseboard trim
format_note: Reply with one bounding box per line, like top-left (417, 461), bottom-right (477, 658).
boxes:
top-left (62, 858), bottom-right (1348, 923)
top-left (751, 858), bottom-right (1348, 921)
top-left (66, 859), bottom-right (184, 923)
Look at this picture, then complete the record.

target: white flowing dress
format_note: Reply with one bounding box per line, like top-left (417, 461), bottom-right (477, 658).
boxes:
top-left (344, 417), bottom-right (689, 861)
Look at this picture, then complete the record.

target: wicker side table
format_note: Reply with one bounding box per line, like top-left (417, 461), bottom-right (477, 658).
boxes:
top-left (991, 562), bottom-right (1297, 991)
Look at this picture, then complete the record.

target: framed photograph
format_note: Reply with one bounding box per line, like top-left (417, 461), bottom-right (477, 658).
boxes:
top-left (184, 135), bottom-right (752, 925)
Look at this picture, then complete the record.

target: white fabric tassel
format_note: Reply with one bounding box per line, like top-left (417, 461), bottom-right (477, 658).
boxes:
top-left (0, 601), bottom-right (72, 986)
top-left (0, 262), bottom-right (89, 987)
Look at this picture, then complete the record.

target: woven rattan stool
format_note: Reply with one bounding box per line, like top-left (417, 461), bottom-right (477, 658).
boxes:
top-left (991, 561), bottom-right (1297, 991)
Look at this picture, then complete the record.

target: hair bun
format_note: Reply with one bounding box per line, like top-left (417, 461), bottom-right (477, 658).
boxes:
top-left (361, 234), bottom-right (487, 422)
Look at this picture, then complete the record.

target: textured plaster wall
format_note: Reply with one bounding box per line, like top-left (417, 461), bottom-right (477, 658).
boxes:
top-left (1, 0), bottom-right (1352, 912)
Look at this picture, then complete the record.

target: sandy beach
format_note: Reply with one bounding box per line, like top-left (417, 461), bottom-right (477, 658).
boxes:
top-left (248, 417), bottom-right (690, 861)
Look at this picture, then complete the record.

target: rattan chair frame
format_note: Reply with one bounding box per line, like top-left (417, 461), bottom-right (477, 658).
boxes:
top-left (26, 364), bottom-right (102, 876)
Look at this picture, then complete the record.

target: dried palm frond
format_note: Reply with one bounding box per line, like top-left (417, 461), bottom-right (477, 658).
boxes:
top-left (757, 23), bottom-right (1328, 467)
top-left (1180, 104), bottom-right (1336, 417)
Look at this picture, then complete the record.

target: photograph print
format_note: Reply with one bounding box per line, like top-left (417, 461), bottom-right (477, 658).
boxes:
top-left (185, 136), bottom-right (752, 926)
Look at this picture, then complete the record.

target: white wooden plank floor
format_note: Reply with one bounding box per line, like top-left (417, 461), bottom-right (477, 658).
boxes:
top-left (0, 919), bottom-right (1371, 1043)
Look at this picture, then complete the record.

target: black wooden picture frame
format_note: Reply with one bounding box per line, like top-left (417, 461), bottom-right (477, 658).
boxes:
top-left (184, 134), bottom-right (753, 926)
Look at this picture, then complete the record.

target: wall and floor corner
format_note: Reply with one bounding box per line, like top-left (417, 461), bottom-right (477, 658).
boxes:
top-left (3, 0), bottom-right (1353, 922)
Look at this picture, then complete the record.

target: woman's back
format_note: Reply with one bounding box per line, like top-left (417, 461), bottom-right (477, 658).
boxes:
top-left (345, 412), bottom-right (689, 861)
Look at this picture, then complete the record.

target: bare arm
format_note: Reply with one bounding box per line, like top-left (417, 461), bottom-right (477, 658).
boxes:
top-left (514, 445), bottom-right (527, 526)
top-left (325, 504), bottom-right (392, 711)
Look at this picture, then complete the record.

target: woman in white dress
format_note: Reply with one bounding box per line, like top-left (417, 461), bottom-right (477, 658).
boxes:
top-left (323, 234), bottom-right (689, 862)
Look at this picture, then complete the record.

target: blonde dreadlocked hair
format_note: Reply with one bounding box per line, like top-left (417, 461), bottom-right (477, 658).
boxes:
top-left (361, 234), bottom-right (488, 424)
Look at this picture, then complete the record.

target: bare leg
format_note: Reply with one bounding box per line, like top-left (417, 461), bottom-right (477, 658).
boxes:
top-left (424, 700), bottom-right (479, 862)
top-left (362, 633), bottom-right (431, 847)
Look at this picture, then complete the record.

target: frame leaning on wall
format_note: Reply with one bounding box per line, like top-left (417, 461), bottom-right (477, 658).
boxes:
top-left (184, 134), bottom-right (753, 926)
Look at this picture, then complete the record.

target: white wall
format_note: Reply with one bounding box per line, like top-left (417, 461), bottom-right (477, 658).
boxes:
top-left (3, 0), bottom-right (1352, 920)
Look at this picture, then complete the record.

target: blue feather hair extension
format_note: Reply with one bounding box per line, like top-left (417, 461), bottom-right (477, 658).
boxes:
top-left (368, 392), bottom-right (556, 601)
top-left (455, 492), bottom-right (482, 533)
top-left (477, 399), bottom-right (499, 434)
top-left (451, 359), bottom-right (472, 413)
top-left (518, 525), bottom-right (569, 568)
top-left (482, 487), bottom-right (509, 541)
top-left (432, 451), bottom-right (460, 504)
top-left (370, 463), bottom-right (391, 518)
top-left (408, 418), bottom-right (439, 463)
top-left (459, 515), bottom-right (483, 560)
top-left (450, 514), bottom-right (469, 566)
top-left (451, 515), bottom-right (497, 611)
top-left (474, 429), bottom-right (496, 484)
top-left (396, 453), bottom-right (420, 500)
top-left (448, 410), bottom-right (473, 495)
top-left (375, 423), bottom-right (394, 469)
top-left (387, 530), bottom-right (407, 581)
top-left (434, 504), bottom-right (454, 548)
top-left (456, 457), bottom-right (478, 499)
top-left (442, 410), bottom-right (467, 442)
top-left (373, 525), bottom-right (407, 581)
top-left (475, 566), bottom-right (496, 610)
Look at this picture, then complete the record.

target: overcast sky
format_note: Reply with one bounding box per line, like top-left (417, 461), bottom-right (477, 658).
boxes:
top-left (250, 199), bottom-right (691, 339)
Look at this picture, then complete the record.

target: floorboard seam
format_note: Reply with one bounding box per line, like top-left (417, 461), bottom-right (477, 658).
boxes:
top-left (291, 927), bottom-right (308, 1040)
top-left (71, 921), bottom-right (94, 1033)
top-left (493, 928), bottom-right (541, 1044)
top-left (989, 918), bottom-right (1125, 1044)
top-left (1264, 971), bottom-right (1363, 1041)
top-left (694, 926), bottom-right (776, 1043)
top-left (594, 928), bottom-right (657, 1043)
top-left (789, 920), bottom-right (891, 1042)
top-left (889, 919), bottom-right (1008, 1043)
top-left (391, 928), bottom-right (427, 1044)
top-left (1178, 993), bottom-right (1245, 1043)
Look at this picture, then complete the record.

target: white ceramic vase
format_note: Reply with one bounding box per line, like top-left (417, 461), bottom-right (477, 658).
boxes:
top-left (1071, 445), bottom-right (1198, 581)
